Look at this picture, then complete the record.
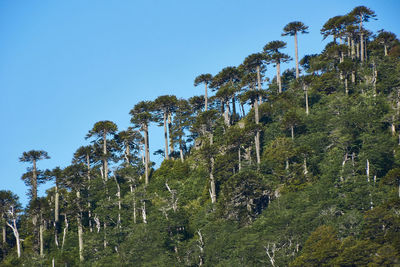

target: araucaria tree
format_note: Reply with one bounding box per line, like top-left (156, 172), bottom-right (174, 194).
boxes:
top-left (282, 21), bottom-right (309, 79)
top-left (86, 121), bottom-right (118, 180)
top-left (130, 101), bottom-right (153, 184)
top-left (194, 74), bottom-right (213, 111)
top-left (264, 40), bottom-right (291, 93)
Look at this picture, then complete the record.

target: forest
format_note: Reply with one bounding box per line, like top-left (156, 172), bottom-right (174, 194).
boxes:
top-left (1, 5), bottom-right (400, 266)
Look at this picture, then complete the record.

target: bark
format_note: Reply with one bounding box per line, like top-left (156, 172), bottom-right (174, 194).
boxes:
top-left (76, 191), bottom-right (84, 261)
top-left (2, 224), bottom-right (5, 244)
top-left (351, 71), bottom-right (355, 84)
top-left (224, 100), bottom-right (230, 127)
top-left (209, 157), bottom-right (217, 204)
top-left (61, 214), bottom-right (68, 250)
top-left (304, 85), bottom-right (309, 115)
top-left (356, 42), bottom-right (360, 60)
top-left (360, 20), bottom-right (364, 62)
top-left (163, 112), bottom-right (169, 160)
top-left (291, 126), bottom-right (294, 140)
top-left (238, 147), bottom-right (241, 171)
top-left (366, 159), bottom-right (370, 182)
top-left (384, 45), bottom-right (388, 56)
top-left (168, 113), bottom-right (174, 157)
top-left (277, 61), bottom-right (282, 93)
top-left (255, 67), bottom-right (261, 166)
top-left (144, 125), bottom-right (150, 185)
top-left (114, 177), bottom-right (122, 228)
top-left (142, 201), bottom-right (147, 224)
top-left (103, 131), bottom-right (108, 180)
top-left (303, 157), bottom-right (308, 176)
top-left (347, 37), bottom-right (351, 57)
top-left (197, 230), bottom-right (204, 266)
top-left (294, 32), bottom-right (299, 79)
top-left (345, 78), bottom-right (349, 95)
top-left (351, 38), bottom-right (355, 59)
top-left (40, 219), bottom-right (44, 257)
top-left (6, 213), bottom-right (21, 258)
top-left (179, 142), bottom-right (184, 163)
top-left (204, 83), bottom-right (208, 111)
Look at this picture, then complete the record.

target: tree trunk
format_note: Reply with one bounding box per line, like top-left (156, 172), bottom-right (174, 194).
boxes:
top-left (114, 177), bottom-right (122, 228)
top-left (61, 214), bottom-right (68, 250)
top-left (40, 218), bottom-right (44, 257)
top-left (204, 83), bottom-right (208, 111)
top-left (6, 215), bottom-right (21, 258)
top-left (209, 157), bottom-right (217, 204)
top-left (2, 224), bottom-right (5, 244)
top-left (294, 32), bottom-right (299, 79)
top-left (384, 45), bottom-right (388, 56)
top-left (232, 95), bottom-right (236, 120)
top-left (164, 112), bottom-right (169, 160)
top-left (168, 113), bottom-right (174, 157)
top-left (304, 85), bottom-right (309, 115)
top-left (356, 42), bottom-right (360, 60)
top-left (144, 125), bottom-right (150, 185)
top-left (366, 159), bottom-right (370, 182)
top-left (142, 201), bottom-right (147, 224)
top-left (291, 126), bottom-right (294, 140)
top-left (179, 141), bottom-right (184, 163)
top-left (54, 184), bottom-right (59, 247)
top-left (360, 21), bottom-right (364, 62)
top-left (224, 100), bottom-right (230, 127)
top-left (351, 38), bottom-right (355, 59)
top-left (277, 61), bottom-right (282, 93)
top-left (238, 147), bottom-right (241, 171)
top-left (254, 98), bottom-right (261, 165)
top-left (303, 157), bottom-right (308, 176)
top-left (345, 77), bottom-right (348, 95)
top-left (103, 131), bottom-right (108, 180)
top-left (77, 216), bottom-right (83, 262)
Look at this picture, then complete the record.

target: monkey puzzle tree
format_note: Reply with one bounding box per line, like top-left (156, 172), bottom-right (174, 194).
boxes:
top-left (153, 95), bottom-right (178, 160)
top-left (375, 31), bottom-right (397, 56)
top-left (171, 99), bottom-right (193, 162)
top-left (350, 6), bottom-right (377, 62)
top-left (86, 121), bottom-right (118, 181)
top-left (130, 101), bottom-right (153, 185)
top-left (116, 127), bottom-right (143, 165)
top-left (264, 41), bottom-right (291, 93)
top-left (19, 150), bottom-right (50, 201)
top-left (194, 74), bottom-right (213, 111)
top-left (282, 21), bottom-right (309, 79)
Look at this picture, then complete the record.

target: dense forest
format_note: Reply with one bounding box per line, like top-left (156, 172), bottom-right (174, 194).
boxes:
top-left (1, 5), bottom-right (400, 266)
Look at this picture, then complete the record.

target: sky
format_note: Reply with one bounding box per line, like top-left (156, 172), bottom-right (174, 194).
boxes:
top-left (1, 0), bottom-right (400, 206)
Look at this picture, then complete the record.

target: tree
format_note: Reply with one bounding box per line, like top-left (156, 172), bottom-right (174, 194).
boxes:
top-left (130, 101), bottom-right (153, 185)
top-left (0, 191), bottom-right (21, 258)
top-left (153, 95), bottom-right (178, 160)
top-left (170, 99), bottom-right (193, 162)
top-left (86, 121), bottom-right (118, 180)
top-left (282, 21), bottom-right (309, 79)
top-left (350, 6), bottom-right (377, 62)
top-left (194, 74), bottom-right (213, 111)
top-left (116, 127), bottom-right (143, 165)
top-left (376, 30), bottom-right (397, 56)
top-left (264, 41), bottom-right (291, 93)
top-left (19, 150), bottom-right (50, 201)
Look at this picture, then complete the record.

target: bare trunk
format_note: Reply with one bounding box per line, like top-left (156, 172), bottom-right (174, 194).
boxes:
top-left (61, 214), bottom-right (68, 250)
top-left (168, 114), bottom-right (174, 157)
top-left (144, 125), bottom-right (149, 185)
top-left (277, 61), bottom-right (282, 93)
top-left (345, 78), bottom-right (348, 95)
top-left (304, 85), bottom-right (309, 115)
top-left (351, 71), bottom-right (355, 84)
top-left (360, 21), bottom-right (364, 62)
top-left (164, 112), bottom-right (169, 160)
top-left (303, 157), bottom-right (308, 176)
top-left (209, 157), bottom-right (217, 204)
top-left (103, 222), bottom-right (107, 248)
top-left (294, 32), bottom-right (299, 79)
top-left (238, 147), bottom-right (241, 171)
top-left (366, 159), bottom-right (370, 182)
top-left (179, 142), bottom-right (184, 163)
top-left (351, 38), bottom-right (355, 59)
top-left (231, 95), bottom-right (236, 121)
top-left (224, 100), bottom-right (230, 127)
top-left (356, 41), bottom-right (360, 60)
top-left (204, 83), bottom-right (208, 111)
top-left (347, 37), bottom-right (351, 57)
top-left (54, 185), bottom-right (59, 247)
top-left (6, 216), bottom-right (21, 258)
top-left (241, 103), bottom-right (245, 117)
top-left (142, 201), bottom-right (147, 224)
top-left (114, 177), bottom-right (122, 228)
top-left (392, 117), bottom-right (396, 136)
top-left (103, 131), bottom-right (108, 180)
top-left (384, 45), bottom-right (388, 56)
top-left (124, 143), bottom-right (130, 165)
top-left (2, 224), bottom-right (5, 244)
top-left (40, 219), bottom-right (44, 257)
top-left (291, 126), bottom-right (294, 140)
top-left (77, 217), bottom-right (83, 262)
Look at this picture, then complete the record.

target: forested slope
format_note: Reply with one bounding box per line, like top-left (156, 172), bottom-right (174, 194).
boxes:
top-left (1, 5), bottom-right (400, 266)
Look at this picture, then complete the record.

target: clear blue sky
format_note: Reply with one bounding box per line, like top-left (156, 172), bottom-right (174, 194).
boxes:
top-left (1, 0), bottom-right (399, 206)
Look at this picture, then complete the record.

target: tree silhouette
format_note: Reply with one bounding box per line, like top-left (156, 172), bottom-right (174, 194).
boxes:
top-left (282, 21), bottom-right (309, 79)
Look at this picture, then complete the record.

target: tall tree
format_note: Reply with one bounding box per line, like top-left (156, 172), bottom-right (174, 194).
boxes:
top-left (264, 41), bottom-right (291, 93)
top-left (86, 121), bottom-right (118, 181)
top-left (19, 150), bottom-right (50, 201)
top-left (116, 127), bottom-right (143, 165)
top-left (130, 101), bottom-right (153, 185)
top-left (153, 95), bottom-right (178, 160)
top-left (194, 74), bottom-right (213, 111)
top-left (282, 21), bottom-right (309, 79)
top-left (350, 6), bottom-right (377, 62)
